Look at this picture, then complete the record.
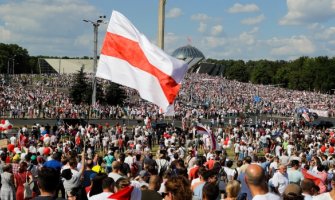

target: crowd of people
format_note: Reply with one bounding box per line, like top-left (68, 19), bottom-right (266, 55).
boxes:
top-left (1, 73), bottom-right (335, 120)
top-left (0, 110), bottom-right (333, 199)
top-left (0, 72), bottom-right (335, 200)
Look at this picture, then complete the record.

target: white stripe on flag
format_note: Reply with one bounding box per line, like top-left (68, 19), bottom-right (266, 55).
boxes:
top-left (97, 11), bottom-right (188, 113)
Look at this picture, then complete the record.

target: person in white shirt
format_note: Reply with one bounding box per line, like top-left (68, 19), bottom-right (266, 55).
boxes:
top-left (245, 164), bottom-right (280, 200)
top-left (271, 164), bottom-right (289, 195)
top-left (124, 151), bottom-right (134, 167)
top-left (9, 135), bottom-right (16, 145)
top-left (88, 177), bottom-right (114, 200)
top-left (108, 161), bottom-right (123, 182)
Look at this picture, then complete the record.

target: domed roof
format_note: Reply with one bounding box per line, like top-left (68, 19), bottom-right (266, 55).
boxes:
top-left (171, 45), bottom-right (205, 60)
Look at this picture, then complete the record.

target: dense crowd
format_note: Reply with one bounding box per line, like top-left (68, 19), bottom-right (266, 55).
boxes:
top-left (0, 111), bottom-right (333, 199)
top-left (0, 73), bottom-right (335, 200)
top-left (1, 73), bottom-right (335, 120)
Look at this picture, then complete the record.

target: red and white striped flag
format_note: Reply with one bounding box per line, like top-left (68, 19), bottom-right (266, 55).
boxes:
top-left (195, 123), bottom-right (216, 150)
top-left (97, 11), bottom-right (188, 115)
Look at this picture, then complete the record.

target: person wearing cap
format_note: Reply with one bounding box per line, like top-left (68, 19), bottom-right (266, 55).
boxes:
top-left (282, 183), bottom-right (304, 200)
top-left (314, 173), bottom-right (335, 199)
top-left (245, 164), bottom-right (280, 200)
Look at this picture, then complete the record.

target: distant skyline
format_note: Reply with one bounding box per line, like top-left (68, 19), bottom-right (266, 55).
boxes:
top-left (1, 0), bottom-right (335, 61)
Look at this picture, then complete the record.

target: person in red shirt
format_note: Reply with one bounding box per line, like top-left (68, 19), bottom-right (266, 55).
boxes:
top-left (189, 159), bottom-right (202, 181)
top-left (118, 136), bottom-right (124, 152)
top-left (204, 156), bottom-right (216, 170)
top-left (329, 145), bottom-right (334, 154)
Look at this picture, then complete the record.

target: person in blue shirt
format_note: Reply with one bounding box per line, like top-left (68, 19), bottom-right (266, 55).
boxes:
top-left (43, 152), bottom-right (63, 172)
top-left (103, 151), bottom-right (115, 173)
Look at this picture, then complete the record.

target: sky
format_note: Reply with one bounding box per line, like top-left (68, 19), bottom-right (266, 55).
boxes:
top-left (1, 0), bottom-right (335, 61)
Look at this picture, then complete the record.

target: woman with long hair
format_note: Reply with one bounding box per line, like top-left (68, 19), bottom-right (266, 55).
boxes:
top-left (14, 161), bottom-right (33, 200)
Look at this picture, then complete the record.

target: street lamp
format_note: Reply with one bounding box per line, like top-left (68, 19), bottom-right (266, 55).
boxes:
top-left (83, 15), bottom-right (106, 106)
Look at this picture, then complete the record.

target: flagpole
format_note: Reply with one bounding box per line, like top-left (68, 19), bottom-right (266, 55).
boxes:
top-left (158, 0), bottom-right (166, 49)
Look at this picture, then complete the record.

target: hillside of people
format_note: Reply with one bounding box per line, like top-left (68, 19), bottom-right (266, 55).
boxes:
top-left (0, 72), bottom-right (334, 199)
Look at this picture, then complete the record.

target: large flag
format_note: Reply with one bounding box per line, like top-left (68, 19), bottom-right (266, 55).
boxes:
top-left (97, 11), bottom-right (188, 114)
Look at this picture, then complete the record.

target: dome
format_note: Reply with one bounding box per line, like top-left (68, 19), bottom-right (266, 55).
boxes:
top-left (171, 45), bottom-right (205, 60)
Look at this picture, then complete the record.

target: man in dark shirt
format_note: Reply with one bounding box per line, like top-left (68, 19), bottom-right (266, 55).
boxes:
top-left (141, 175), bottom-right (162, 200)
top-left (82, 159), bottom-right (96, 188)
top-left (33, 167), bottom-right (65, 200)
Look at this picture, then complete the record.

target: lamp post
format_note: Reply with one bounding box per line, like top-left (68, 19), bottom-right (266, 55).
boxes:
top-left (83, 16), bottom-right (106, 106)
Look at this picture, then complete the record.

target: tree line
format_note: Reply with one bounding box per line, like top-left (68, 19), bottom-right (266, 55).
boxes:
top-left (207, 56), bottom-right (335, 94)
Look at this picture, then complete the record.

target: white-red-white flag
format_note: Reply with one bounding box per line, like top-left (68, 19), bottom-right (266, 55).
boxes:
top-left (96, 11), bottom-right (188, 114)
top-left (195, 123), bottom-right (216, 150)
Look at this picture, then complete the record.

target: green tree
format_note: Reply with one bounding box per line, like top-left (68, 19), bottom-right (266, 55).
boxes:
top-left (70, 67), bottom-right (91, 104)
top-left (225, 60), bottom-right (249, 82)
top-left (105, 83), bottom-right (126, 106)
top-left (0, 43), bottom-right (30, 74)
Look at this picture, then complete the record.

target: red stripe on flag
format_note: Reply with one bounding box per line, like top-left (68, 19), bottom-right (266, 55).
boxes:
top-left (101, 32), bottom-right (180, 104)
top-left (196, 126), bottom-right (208, 132)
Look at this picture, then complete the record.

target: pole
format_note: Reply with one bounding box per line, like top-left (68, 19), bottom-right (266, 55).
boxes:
top-left (7, 60), bottom-right (9, 74)
top-left (92, 24), bottom-right (98, 106)
top-left (158, 0), bottom-right (166, 49)
top-left (12, 58), bottom-right (15, 74)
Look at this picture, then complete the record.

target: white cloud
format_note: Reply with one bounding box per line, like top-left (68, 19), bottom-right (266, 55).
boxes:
top-left (241, 14), bottom-right (265, 25)
top-left (0, 26), bottom-right (12, 41)
top-left (201, 36), bottom-right (226, 48)
top-left (315, 27), bottom-right (335, 40)
top-left (166, 7), bottom-right (182, 18)
top-left (280, 0), bottom-right (335, 25)
top-left (0, 0), bottom-right (98, 56)
top-left (239, 32), bottom-right (255, 45)
top-left (228, 3), bottom-right (260, 13)
top-left (210, 25), bottom-right (223, 36)
top-left (191, 13), bottom-right (211, 21)
top-left (198, 22), bottom-right (207, 33)
top-left (267, 35), bottom-right (315, 56)
top-left (74, 34), bottom-right (91, 47)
